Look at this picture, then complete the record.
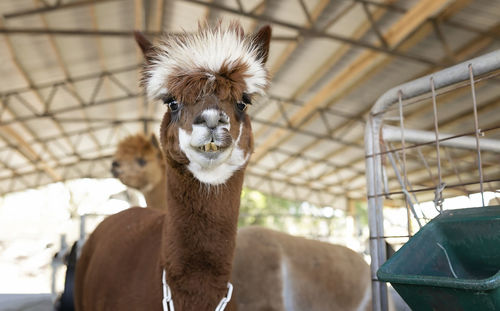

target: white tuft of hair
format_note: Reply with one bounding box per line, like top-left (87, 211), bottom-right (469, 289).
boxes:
top-left (145, 25), bottom-right (268, 99)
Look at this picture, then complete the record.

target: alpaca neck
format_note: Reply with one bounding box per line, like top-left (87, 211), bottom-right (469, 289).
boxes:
top-left (161, 164), bottom-right (243, 310)
top-left (144, 175), bottom-right (166, 210)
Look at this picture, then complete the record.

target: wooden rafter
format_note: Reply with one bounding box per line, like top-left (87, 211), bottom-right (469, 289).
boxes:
top-left (0, 124), bottom-right (61, 181)
top-left (268, 0), bottom-right (329, 76)
top-left (34, 0), bottom-right (102, 151)
top-left (253, 0), bottom-right (396, 153)
top-left (251, 0), bottom-right (451, 164)
top-left (302, 3), bottom-right (489, 185)
top-left (89, 2), bottom-right (118, 125)
top-left (247, 0), bottom-right (267, 32)
top-left (0, 18), bottom-right (74, 181)
top-left (134, 0), bottom-right (150, 134)
top-left (253, 0), bottom-right (478, 198)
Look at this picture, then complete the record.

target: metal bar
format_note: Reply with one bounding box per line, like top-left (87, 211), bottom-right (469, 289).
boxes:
top-left (385, 146), bottom-right (423, 228)
top-left (297, 0), bottom-right (313, 26)
top-left (251, 117), bottom-right (364, 149)
top-left (367, 178), bottom-right (500, 199)
top-left (374, 146), bottom-right (499, 199)
top-left (315, 18), bottom-right (500, 182)
top-left (468, 65), bottom-right (485, 206)
top-left (235, 0), bottom-right (245, 13)
top-left (374, 125), bottom-right (500, 157)
top-left (180, 0), bottom-right (437, 65)
top-left (319, 2), bottom-right (356, 32)
top-left (382, 126), bottom-right (500, 152)
top-left (266, 95), bottom-right (365, 122)
top-left (245, 171), bottom-right (350, 199)
top-left (45, 111), bottom-right (363, 150)
top-left (416, 146), bottom-right (435, 183)
top-left (444, 147), bottom-right (470, 198)
top-left (342, 0), bottom-right (500, 42)
top-left (389, 142), bottom-right (427, 220)
top-left (0, 27), bottom-right (342, 42)
top-left (322, 121), bottom-right (500, 192)
top-left (270, 148), bottom-right (365, 175)
top-left (430, 77), bottom-right (444, 212)
top-left (0, 65), bottom-right (139, 96)
top-left (0, 155), bottom-right (113, 184)
top-left (431, 18), bottom-right (456, 63)
top-left (398, 91), bottom-right (414, 233)
top-left (345, 0), bottom-right (406, 13)
top-left (361, 2), bottom-right (388, 48)
top-left (371, 50), bottom-right (500, 116)
top-left (3, 0), bottom-right (120, 18)
top-left (365, 116), bottom-right (387, 311)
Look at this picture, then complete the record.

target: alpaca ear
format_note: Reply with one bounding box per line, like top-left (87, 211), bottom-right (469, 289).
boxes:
top-left (134, 31), bottom-right (153, 56)
top-left (251, 25), bottom-right (271, 64)
top-left (150, 133), bottom-right (160, 150)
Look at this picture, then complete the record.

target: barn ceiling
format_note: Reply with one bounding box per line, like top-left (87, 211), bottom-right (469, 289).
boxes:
top-left (0, 0), bottom-right (499, 209)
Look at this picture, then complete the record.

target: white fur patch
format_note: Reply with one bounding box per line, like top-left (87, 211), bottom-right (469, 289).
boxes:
top-left (178, 123), bottom-right (249, 185)
top-left (200, 109), bottom-right (230, 130)
top-left (145, 27), bottom-right (268, 99)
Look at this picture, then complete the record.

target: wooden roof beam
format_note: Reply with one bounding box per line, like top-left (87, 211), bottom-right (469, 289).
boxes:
top-left (308, 12), bottom-right (495, 182)
top-left (262, 0), bottom-right (475, 180)
top-left (253, 0), bottom-right (396, 168)
top-left (251, 0), bottom-right (452, 164)
top-left (34, 0), bottom-right (102, 151)
top-left (89, 2), bottom-right (119, 126)
top-left (0, 18), bottom-right (74, 181)
top-left (0, 125), bottom-right (61, 181)
top-left (268, 0), bottom-right (329, 77)
top-left (4, 0), bottom-right (120, 19)
top-left (181, 0), bottom-right (436, 64)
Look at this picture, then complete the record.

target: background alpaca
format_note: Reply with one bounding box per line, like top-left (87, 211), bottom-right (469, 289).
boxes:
top-left (75, 22), bottom-right (271, 311)
top-left (233, 226), bottom-right (372, 311)
top-left (111, 133), bottom-right (166, 210)
top-left (109, 135), bottom-right (373, 310)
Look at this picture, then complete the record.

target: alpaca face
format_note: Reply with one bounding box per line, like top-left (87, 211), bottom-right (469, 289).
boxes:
top-left (136, 23), bottom-right (271, 185)
top-left (161, 90), bottom-right (254, 185)
top-left (111, 134), bottom-right (164, 192)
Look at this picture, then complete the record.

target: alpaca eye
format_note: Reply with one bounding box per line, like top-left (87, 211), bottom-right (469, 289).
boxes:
top-left (236, 101), bottom-right (247, 112)
top-left (242, 93), bottom-right (251, 105)
top-left (236, 93), bottom-right (251, 112)
top-left (136, 158), bottom-right (147, 167)
top-left (162, 96), bottom-right (179, 112)
top-left (168, 101), bottom-right (179, 112)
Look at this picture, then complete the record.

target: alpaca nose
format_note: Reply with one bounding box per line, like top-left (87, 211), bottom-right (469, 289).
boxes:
top-left (112, 160), bottom-right (120, 168)
top-left (194, 109), bottom-right (229, 129)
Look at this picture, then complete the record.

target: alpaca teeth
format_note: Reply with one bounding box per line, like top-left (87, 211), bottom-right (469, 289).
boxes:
top-left (201, 143), bottom-right (219, 152)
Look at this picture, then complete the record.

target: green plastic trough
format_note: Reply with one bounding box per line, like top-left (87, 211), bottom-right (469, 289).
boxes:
top-left (377, 205), bottom-right (500, 311)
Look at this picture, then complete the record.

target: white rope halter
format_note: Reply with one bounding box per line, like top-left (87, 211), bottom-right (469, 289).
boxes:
top-left (162, 270), bottom-right (233, 311)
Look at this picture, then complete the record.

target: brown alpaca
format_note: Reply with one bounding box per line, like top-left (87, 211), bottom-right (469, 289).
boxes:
top-left (111, 133), bottom-right (166, 210)
top-left (233, 226), bottom-right (372, 311)
top-left (111, 133), bottom-right (373, 310)
top-left (74, 22), bottom-right (271, 311)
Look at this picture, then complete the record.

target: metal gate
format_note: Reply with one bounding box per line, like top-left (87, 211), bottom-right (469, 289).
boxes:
top-left (365, 50), bottom-right (500, 311)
